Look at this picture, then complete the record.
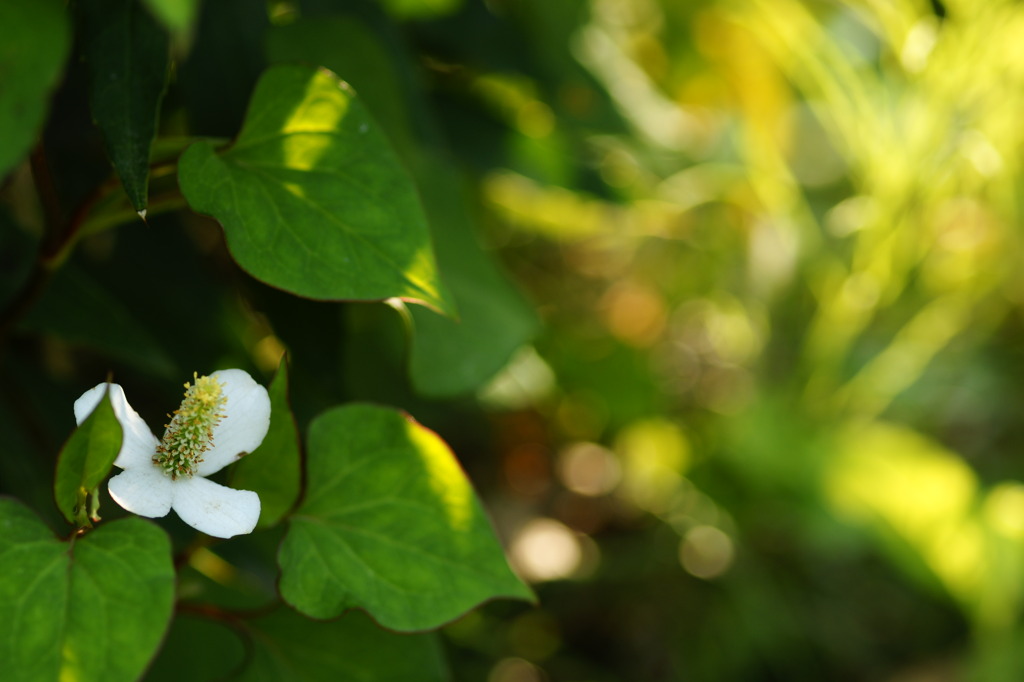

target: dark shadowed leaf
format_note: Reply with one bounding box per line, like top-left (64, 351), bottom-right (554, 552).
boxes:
top-left (143, 613), bottom-right (246, 682)
top-left (409, 157), bottom-right (539, 396)
top-left (0, 0), bottom-right (70, 179)
top-left (238, 607), bottom-right (450, 681)
top-left (79, 0), bottom-right (170, 212)
top-left (21, 265), bottom-right (176, 378)
top-left (177, 0), bottom-right (267, 137)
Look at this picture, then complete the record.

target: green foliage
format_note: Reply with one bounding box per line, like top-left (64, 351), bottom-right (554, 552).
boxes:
top-left (178, 64), bottom-right (454, 315)
top-left (239, 609), bottom-right (450, 681)
top-left (266, 17), bottom-right (538, 396)
top-left (0, 0), bottom-right (537, 676)
top-left (266, 17), bottom-right (415, 155)
top-left (140, 0), bottom-right (199, 38)
top-left (280, 403), bottom-right (532, 630)
top-left (378, 0), bottom-right (464, 20)
top-left (0, 0), bottom-right (69, 178)
top-left (408, 157), bottom-right (540, 396)
top-left (9, 0), bottom-right (1024, 679)
top-left (143, 614), bottom-right (246, 681)
top-left (230, 355), bottom-right (301, 528)
top-left (53, 385), bottom-right (122, 526)
top-left (0, 499), bottom-right (174, 682)
top-left (78, 0), bottom-right (169, 213)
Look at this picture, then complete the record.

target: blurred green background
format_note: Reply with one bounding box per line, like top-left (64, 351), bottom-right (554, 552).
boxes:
top-left (424, 0), bottom-right (1024, 680)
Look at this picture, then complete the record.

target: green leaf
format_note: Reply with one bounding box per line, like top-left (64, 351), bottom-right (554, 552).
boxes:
top-left (279, 404), bottom-right (532, 631)
top-left (0, 499), bottom-right (175, 682)
top-left (0, 0), bottom-right (70, 179)
top-left (409, 157), bottom-right (539, 396)
top-left (53, 385), bottom-right (123, 526)
top-left (144, 614), bottom-right (246, 682)
top-left (79, 0), bottom-right (170, 212)
top-left (238, 607), bottom-right (450, 681)
top-left (377, 0), bottom-right (464, 20)
top-left (266, 18), bottom-right (537, 396)
top-left (267, 17), bottom-right (416, 158)
top-left (231, 354), bottom-right (301, 528)
top-left (140, 0), bottom-right (199, 38)
top-left (178, 64), bottom-right (454, 315)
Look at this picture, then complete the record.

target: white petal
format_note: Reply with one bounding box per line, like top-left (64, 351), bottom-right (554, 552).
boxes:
top-left (108, 466), bottom-right (173, 518)
top-left (74, 383), bottom-right (159, 469)
top-left (171, 476), bottom-right (261, 538)
top-left (196, 369), bottom-right (271, 477)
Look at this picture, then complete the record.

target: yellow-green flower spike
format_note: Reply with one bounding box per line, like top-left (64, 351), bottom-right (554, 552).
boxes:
top-left (153, 373), bottom-right (227, 479)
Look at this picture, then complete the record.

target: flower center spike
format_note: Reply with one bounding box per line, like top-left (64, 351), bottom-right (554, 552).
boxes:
top-left (154, 373), bottom-right (227, 479)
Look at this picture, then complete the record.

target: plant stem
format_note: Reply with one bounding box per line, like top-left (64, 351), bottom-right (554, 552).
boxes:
top-left (30, 142), bottom-right (63, 240)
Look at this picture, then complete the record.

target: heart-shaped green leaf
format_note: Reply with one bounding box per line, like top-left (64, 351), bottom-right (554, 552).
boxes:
top-left (0, 498), bottom-right (175, 682)
top-left (267, 18), bottom-right (537, 396)
top-left (231, 354), bottom-right (301, 528)
top-left (0, 0), bottom-right (70, 179)
top-left (278, 404), bottom-right (532, 631)
top-left (53, 384), bottom-right (123, 526)
top-left (178, 64), bottom-right (454, 315)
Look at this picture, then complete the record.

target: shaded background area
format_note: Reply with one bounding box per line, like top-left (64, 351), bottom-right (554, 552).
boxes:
top-left (4, 0), bottom-right (1024, 680)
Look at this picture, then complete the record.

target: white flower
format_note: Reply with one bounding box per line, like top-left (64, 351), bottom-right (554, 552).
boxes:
top-left (74, 369), bottom-right (271, 539)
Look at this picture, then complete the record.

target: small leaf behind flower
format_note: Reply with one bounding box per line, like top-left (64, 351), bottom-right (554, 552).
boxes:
top-left (53, 385), bottom-right (123, 526)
